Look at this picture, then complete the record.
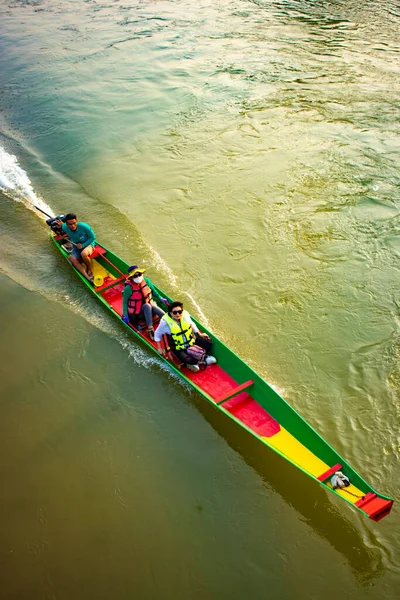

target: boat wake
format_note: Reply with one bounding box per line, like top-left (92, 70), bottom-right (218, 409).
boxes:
top-left (118, 338), bottom-right (193, 391)
top-left (0, 144), bottom-right (205, 387)
top-left (146, 243), bottom-right (210, 329)
top-left (0, 145), bottom-right (54, 218)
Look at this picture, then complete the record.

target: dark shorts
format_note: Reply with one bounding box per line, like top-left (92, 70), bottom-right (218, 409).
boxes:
top-left (71, 244), bottom-right (93, 260)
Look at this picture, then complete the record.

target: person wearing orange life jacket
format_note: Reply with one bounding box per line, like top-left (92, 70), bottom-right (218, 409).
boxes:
top-left (154, 301), bottom-right (217, 373)
top-left (122, 265), bottom-right (167, 340)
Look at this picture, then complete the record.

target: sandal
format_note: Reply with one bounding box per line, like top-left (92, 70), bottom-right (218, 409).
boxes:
top-left (148, 327), bottom-right (155, 341)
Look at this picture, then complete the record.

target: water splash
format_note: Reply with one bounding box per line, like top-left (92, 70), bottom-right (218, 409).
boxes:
top-left (118, 337), bottom-right (192, 392)
top-left (0, 145), bottom-right (54, 218)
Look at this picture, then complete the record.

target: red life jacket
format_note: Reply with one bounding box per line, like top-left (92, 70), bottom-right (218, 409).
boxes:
top-left (126, 280), bottom-right (152, 315)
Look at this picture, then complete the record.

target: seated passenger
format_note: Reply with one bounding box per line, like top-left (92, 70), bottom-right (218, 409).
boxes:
top-left (154, 301), bottom-right (217, 373)
top-left (58, 213), bottom-right (96, 283)
top-left (122, 265), bottom-right (166, 340)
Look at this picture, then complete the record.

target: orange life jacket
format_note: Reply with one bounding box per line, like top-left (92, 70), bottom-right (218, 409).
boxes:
top-left (126, 280), bottom-right (152, 315)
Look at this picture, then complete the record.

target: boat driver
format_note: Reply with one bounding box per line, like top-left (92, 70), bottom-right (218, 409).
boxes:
top-left (57, 213), bottom-right (96, 283)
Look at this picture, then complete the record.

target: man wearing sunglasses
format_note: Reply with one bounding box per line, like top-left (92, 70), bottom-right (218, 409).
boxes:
top-left (154, 301), bottom-right (217, 373)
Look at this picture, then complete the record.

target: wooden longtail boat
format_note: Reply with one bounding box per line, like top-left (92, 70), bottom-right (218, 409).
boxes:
top-left (51, 233), bottom-right (394, 522)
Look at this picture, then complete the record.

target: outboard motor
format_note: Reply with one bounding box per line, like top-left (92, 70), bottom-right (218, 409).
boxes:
top-left (46, 214), bottom-right (66, 236)
top-left (46, 215), bottom-right (73, 252)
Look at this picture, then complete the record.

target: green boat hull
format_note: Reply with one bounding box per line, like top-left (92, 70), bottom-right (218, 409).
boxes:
top-left (51, 235), bottom-right (394, 522)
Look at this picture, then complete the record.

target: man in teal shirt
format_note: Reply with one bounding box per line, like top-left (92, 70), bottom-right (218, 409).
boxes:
top-left (60, 213), bottom-right (96, 282)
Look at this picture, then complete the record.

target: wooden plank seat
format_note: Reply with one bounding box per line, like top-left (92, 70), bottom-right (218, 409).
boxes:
top-left (355, 492), bottom-right (376, 509)
top-left (90, 245), bottom-right (126, 278)
top-left (215, 380), bottom-right (254, 405)
top-left (90, 245), bottom-right (107, 259)
top-left (95, 276), bottom-right (126, 293)
top-left (317, 463), bottom-right (343, 483)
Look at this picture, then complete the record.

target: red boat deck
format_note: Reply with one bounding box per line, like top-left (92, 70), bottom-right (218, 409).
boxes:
top-left (189, 366), bottom-right (280, 437)
top-left (54, 238), bottom-right (394, 522)
top-left (99, 281), bottom-right (281, 441)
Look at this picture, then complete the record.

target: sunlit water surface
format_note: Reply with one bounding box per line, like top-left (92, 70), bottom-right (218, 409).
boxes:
top-left (0, 0), bottom-right (399, 598)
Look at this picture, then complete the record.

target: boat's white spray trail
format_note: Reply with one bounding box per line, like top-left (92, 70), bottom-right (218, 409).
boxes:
top-left (0, 145), bottom-right (54, 217)
top-left (0, 144), bottom-right (210, 326)
top-left (55, 292), bottom-right (193, 390)
top-left (0, 144), bottom-right (210, 376)
top-left (147, 243), bottom-right (210, 328)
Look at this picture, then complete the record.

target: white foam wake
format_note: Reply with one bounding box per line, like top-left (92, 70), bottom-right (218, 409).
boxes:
top-left (0, 144), bottom-right (211, 374)
top-left (147, 243), bottom-right (210, 328)
top-left (0, 145), bottom-right (54, 218)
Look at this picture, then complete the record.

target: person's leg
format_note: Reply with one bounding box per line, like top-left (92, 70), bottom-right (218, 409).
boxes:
top-left (195, 336), bottom-right (212, 353)
top-left (127, 313), bottom-right (137, 326)
top-left (70, 248), bottom-right (91, 280)
top-left (141, 304), bottom-right (156, 339)
top-left (172, 348), bottom-right (197, 365)
top-left (151, 304), bottom-right (165, 319)
top-left (141, 303), bottom-right (153, 328)
top-left (195, 336), bottom-right (217, 364)
top-left (80, 245), bottom-right (94, 277)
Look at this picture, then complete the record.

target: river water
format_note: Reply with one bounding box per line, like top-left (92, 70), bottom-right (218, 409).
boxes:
top-left (0, 0), bottom-right (399, 598)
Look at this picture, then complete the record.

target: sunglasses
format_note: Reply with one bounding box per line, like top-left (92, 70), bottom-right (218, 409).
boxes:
top-left (171, 309), bottom-right (183, 315)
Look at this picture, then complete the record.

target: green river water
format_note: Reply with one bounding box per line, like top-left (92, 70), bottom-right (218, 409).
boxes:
top-left (0, 0), bottom-right (399, 598)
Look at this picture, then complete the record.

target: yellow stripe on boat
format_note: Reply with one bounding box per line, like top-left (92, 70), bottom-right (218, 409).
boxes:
top-left (264, 427), bottom-right (364, 503)
top-left (92, 258), bottom-right (115, 281)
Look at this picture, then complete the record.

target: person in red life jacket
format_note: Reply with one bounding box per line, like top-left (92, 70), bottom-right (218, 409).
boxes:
top-left (122, 265), bottom-right (167, 340)
top-left (154, 301), bottom-right (217, 373)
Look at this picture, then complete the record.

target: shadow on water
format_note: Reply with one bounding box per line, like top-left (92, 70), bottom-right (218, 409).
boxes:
top-left (187, 389), bottom-right (385, 585)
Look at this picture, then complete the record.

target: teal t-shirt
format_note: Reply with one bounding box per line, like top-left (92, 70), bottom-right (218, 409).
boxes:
top-left (62, 222), bottom-right (96, 248)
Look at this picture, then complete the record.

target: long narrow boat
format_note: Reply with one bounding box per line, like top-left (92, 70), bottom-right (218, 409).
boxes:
top-left (50, 232), bottom-right (394, 521)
